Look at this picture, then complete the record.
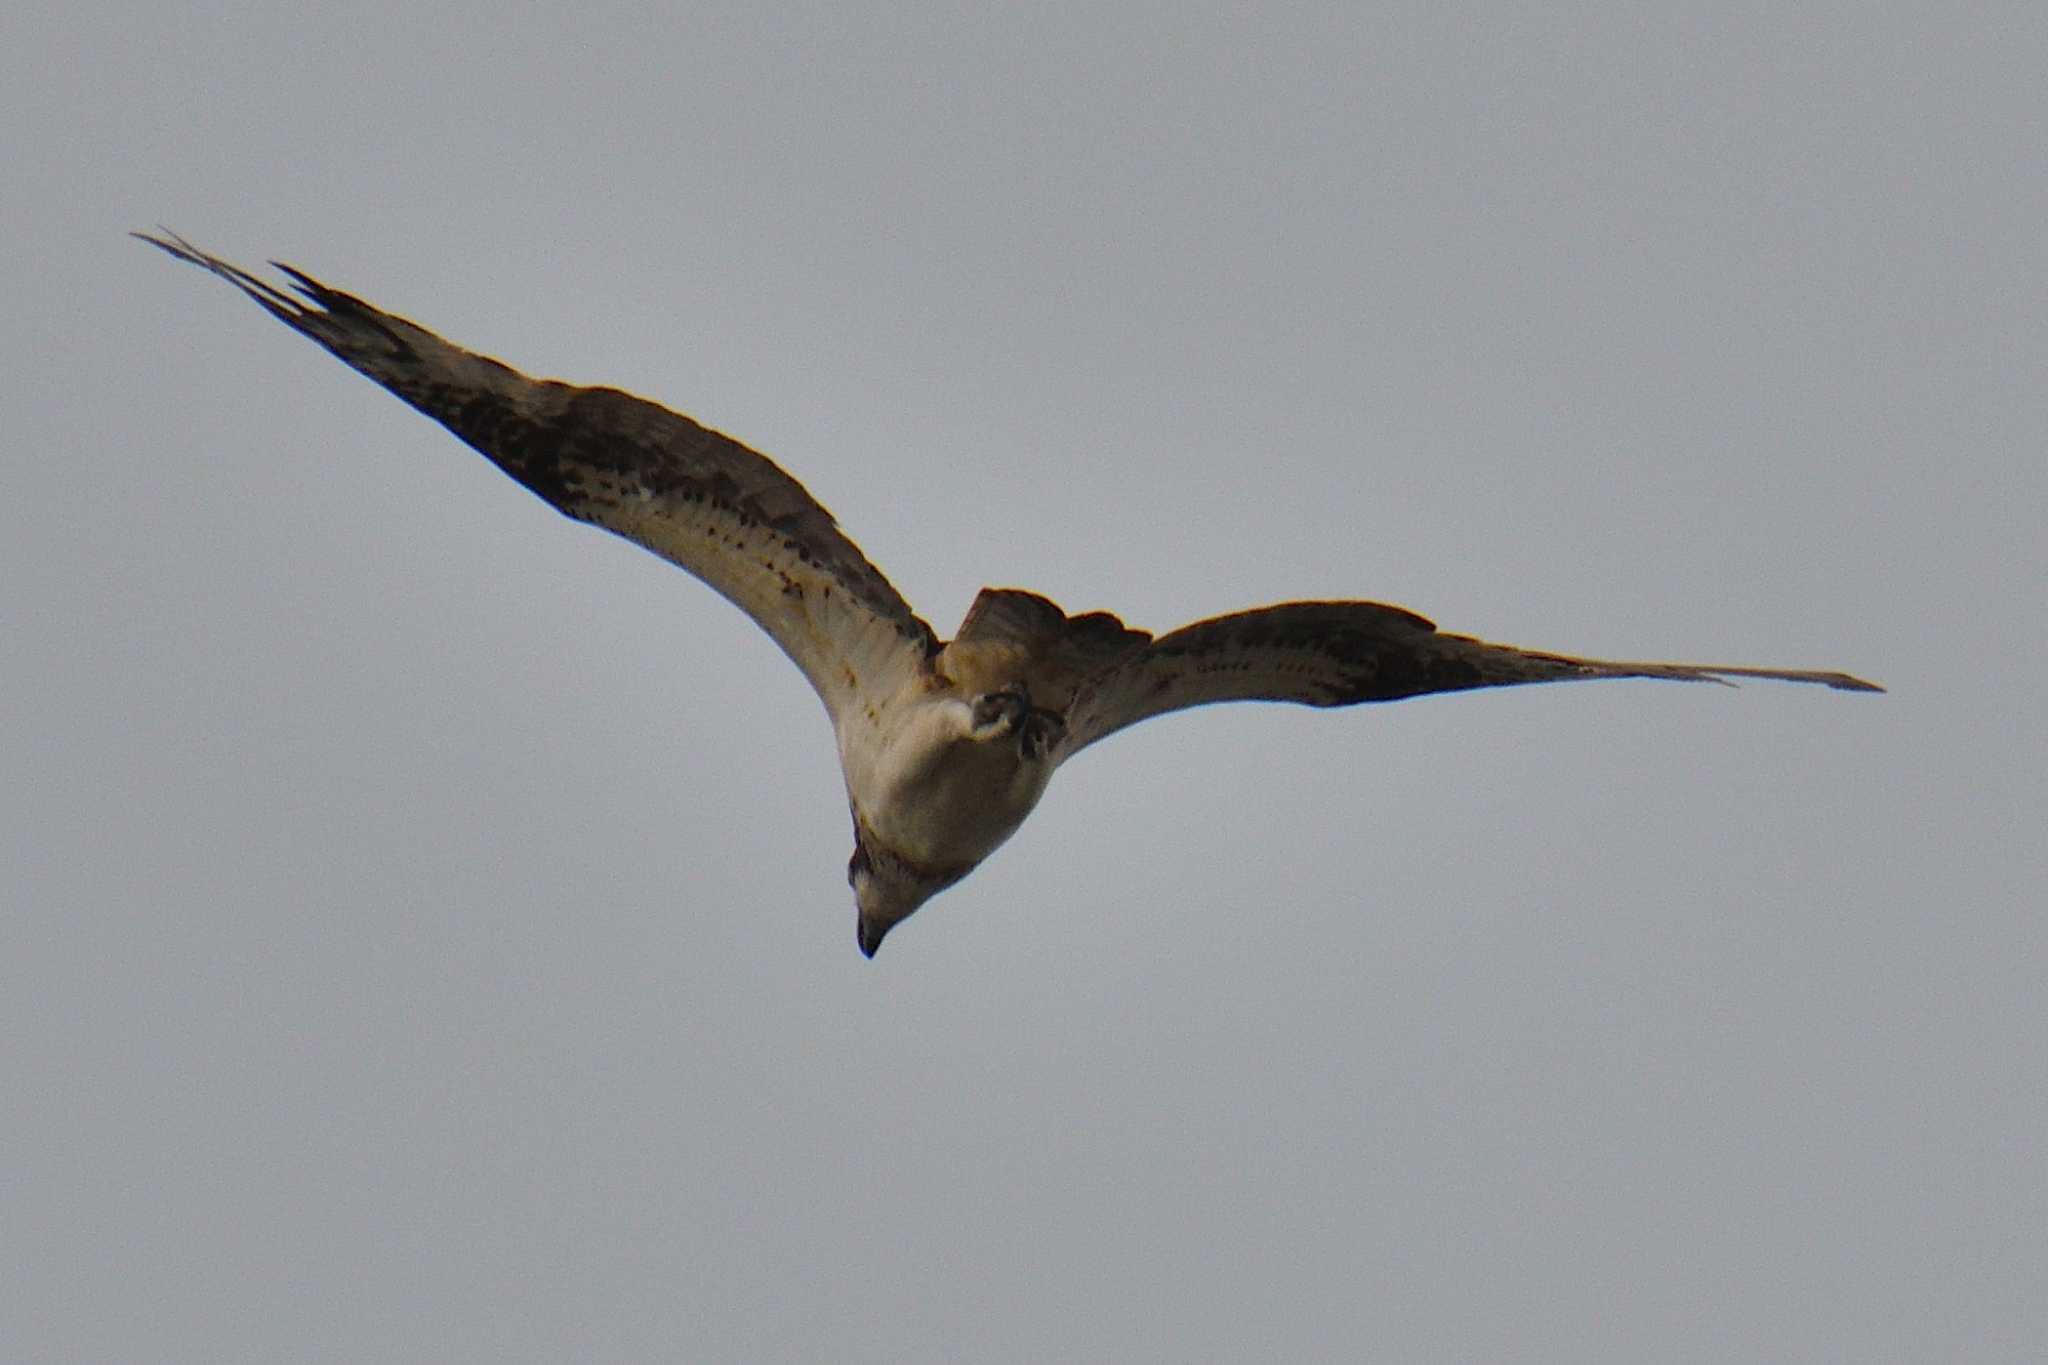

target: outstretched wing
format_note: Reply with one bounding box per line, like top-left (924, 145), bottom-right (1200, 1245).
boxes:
top-left (138, 232), bottom-right (937, 724)
top-left (1055, 600), bottom-right (1881, 760)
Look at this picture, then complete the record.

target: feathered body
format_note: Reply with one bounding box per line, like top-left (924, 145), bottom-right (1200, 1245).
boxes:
top-left (138, 232), bottom-right (1880, 955)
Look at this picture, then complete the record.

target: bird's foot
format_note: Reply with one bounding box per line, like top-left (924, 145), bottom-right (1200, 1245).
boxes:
top-left (968, 685), bottom-right (1031, 741)
top-left (1019, 708), bottom-right (1065, 761)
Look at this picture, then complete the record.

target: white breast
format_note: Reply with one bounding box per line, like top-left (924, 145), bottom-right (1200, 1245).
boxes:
top-left (837, 692), bottom-right (1053, 869)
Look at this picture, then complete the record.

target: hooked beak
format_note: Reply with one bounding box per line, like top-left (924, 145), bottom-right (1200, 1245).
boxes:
top-left (857, 915), bottom-right (893, 959)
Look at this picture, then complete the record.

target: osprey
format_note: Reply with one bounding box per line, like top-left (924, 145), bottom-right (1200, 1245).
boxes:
top-left (139, 232), bottom-right (1881, 956)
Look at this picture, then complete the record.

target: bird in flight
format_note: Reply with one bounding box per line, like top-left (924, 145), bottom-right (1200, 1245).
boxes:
top-left (138, 231), bottom-right (1881, 956)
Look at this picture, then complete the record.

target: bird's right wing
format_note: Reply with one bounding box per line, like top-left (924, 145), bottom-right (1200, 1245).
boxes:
top-left (1055, 599), bottom-right (1881, 761)
top-left (138, 232), bottom-right (938, 724)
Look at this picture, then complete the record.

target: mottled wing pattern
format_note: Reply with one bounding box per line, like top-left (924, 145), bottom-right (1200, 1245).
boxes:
top-left (1055, 600), bottom-right (1882, 761)
top-left (138, 232), bottom-right (937, 723)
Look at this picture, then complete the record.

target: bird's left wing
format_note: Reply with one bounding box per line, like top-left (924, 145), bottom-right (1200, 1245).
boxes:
top-left (1055, 599), bottom-right (1881, 761)
top-left (138, 232), bottom-right (937, 724)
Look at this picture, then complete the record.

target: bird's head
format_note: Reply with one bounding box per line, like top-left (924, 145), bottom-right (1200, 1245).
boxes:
top-left (847, 837), bottom-right (957, 958)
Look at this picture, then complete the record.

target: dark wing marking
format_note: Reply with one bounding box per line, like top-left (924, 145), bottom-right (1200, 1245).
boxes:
top-left (137, 232), bottom-right (937, 723)
top-left (1055, 599), bottom-right (1882, 760)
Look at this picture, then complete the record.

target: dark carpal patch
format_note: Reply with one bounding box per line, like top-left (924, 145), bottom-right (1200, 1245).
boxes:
top-left (135, 232), bottom-right (937, 660)
top-left (140, 231), bottom-right (1880, 957)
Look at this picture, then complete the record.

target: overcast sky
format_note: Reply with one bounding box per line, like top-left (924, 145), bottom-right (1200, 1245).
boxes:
top-left (6, 3), bottom-right (2043, 1360)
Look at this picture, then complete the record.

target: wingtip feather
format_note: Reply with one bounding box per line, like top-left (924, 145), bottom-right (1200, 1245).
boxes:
top-left (1826, 673), bottom-right (1885, 694)
top-left (134, 227), bottom-right (310, 320)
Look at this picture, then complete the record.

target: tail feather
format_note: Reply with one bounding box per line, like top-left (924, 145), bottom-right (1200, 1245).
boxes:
top-left (940, 587), bottom-right (1152, 707)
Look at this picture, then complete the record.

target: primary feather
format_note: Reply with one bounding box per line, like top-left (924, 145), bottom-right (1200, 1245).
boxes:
top-left (139, 231), bottom-right (1880, 955)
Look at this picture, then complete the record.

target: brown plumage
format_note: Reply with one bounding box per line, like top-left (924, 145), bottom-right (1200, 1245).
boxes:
top-left (138, 231), bottom-right (1881, 956)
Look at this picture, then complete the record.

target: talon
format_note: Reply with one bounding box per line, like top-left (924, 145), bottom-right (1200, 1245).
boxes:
top-left (969, 685), bottom-right (1030, 737)
top-left (1020, 709), bottom-right (1065, 760)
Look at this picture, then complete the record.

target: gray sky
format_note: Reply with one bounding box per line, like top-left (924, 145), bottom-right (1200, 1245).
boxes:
top-left (7, 3), bottom-right (2042, 1360)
